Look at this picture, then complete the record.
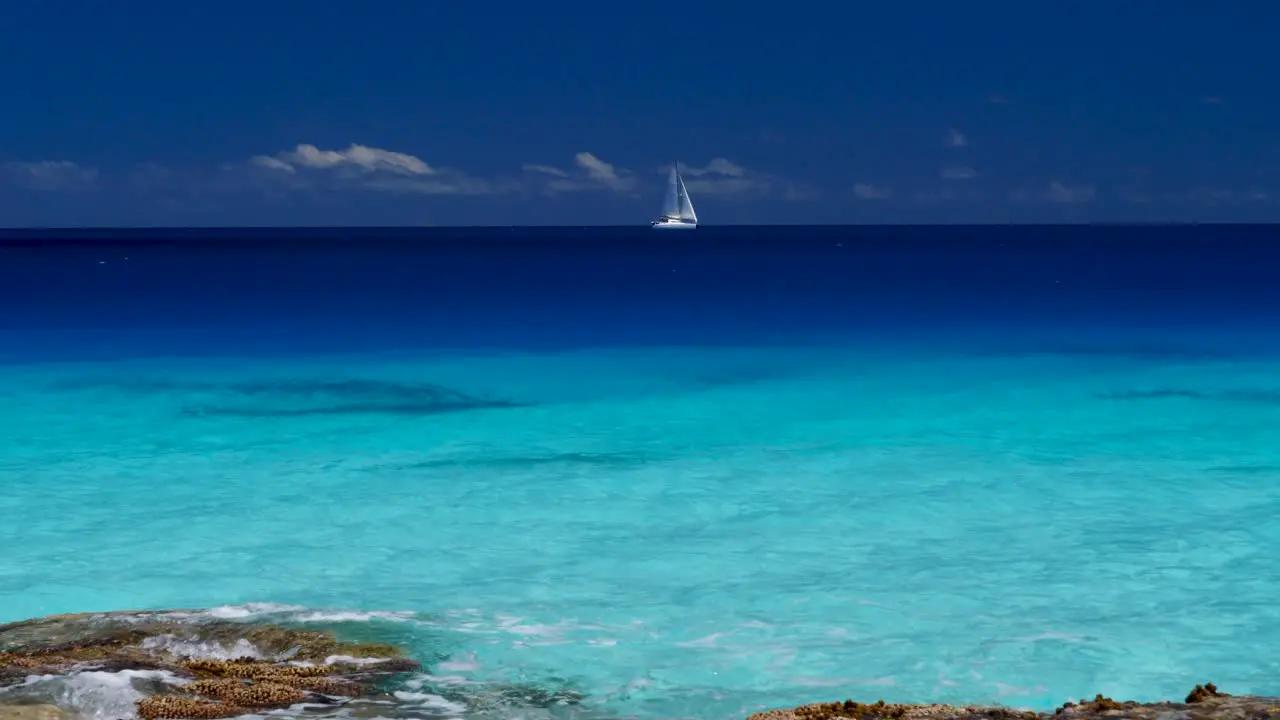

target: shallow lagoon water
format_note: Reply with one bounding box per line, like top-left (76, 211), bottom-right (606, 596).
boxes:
top-left (1, 226), bottom-right (1278, 719)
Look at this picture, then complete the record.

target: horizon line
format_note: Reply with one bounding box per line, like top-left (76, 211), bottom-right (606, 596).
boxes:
top-left (1, 220), bottom-right (1275, 233)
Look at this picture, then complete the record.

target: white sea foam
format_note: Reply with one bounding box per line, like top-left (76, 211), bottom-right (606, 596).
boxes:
top-left (140, 634), bottom-right (264, 660)
top-left (415, 673), bottom-right (484, 687)
top-left (437, 653), bottom-right (481, 672)
top-left (287, 655), bottom-right (393, 667)
top-left (0, 670), bottom-right (188, 720)
top-left (204, 603), bottom-right (308, 619)
top-left (391, 691), bottom-right (468, 714)
top-left (197, 604), bottom-right (415, 624)
top-left (292, 610), bottom-right (416, 623)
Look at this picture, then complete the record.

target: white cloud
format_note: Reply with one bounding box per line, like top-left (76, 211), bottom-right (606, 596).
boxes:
top-left (945, 128), bottom-right (968, 148)
top-left (677, 157), bottom-right (815, 200)
top-left (682, 175), bottom-right (765, 197)
top-left (246, 142), bottom-right (498, 195)
top-left (682, 158), bottom-right (747, 178)
top-left (574, 152), bottom-right (633, 190)
top-left (251, 156), bottom-right (296, 174)
top-left (518, 154), bottom-right (809, 200)
top-left (519, 152), bottom-right (638, 194)
top-left (255, 143), bottom-right (435, 176)
top-left (940, 165), bottom-right (976, 180)
top-left (520, 163), bottom-right (568, 178)
top-left (2, 160), bottom-right (98, 191)
top-left (4, 147), bottom-right (817, 206)
top-left (853, 183), bottom-right (891, 199)
top-left (1046, 180), bottom-right (1095, 204)
top-left (1189, 188), bottom-right (1270, 204)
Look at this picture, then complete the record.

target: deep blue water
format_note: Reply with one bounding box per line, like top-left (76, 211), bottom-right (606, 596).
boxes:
top-left (2, 224), bottom-right (1278, 359)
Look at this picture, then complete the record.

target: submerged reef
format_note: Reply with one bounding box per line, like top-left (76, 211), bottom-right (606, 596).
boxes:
top-left (0, 609), bottom-right (584, 720)
top-left (0, 610), bottom-right (420, 719)
top-left (748, 685), bottom-right (1278, 720)
top-left (52, 374), bottom-right (530, 418)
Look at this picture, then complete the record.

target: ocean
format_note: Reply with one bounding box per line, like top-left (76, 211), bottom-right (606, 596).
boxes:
top-left (1, 224), bottom-right (1278, 720)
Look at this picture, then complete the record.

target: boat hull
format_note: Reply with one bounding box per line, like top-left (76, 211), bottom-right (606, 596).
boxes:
top-left (650, 221), bottom-right (697, 230)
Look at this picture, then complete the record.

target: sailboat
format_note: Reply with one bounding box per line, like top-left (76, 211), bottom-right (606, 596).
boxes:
top-left (651, 163), bottom-right (698, 229)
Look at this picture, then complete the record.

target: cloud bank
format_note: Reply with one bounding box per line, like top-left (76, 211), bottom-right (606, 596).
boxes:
top-left (520, 152), bottom-right (639, 193)
top-left (248, 143), bottom-right (498, 195)
top-left (853, 183), bottom-right (892, 200)
top-left (680, 158), bottom-right (819, 200)
top-left (5, 139), bottom-right (1277, 222)
top-left (237, 143), bottom-right (808, 201)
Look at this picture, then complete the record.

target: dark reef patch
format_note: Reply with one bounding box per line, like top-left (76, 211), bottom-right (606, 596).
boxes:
top-left (400, 451), bottom-right (647, 471)
top-left (1099, 388), bottom-right (1280, 404)
top-left (1205, 463), bottom-right (1280, 474)
top-left (50, 376), bottom-right (531, 418)
top-left (181, 397), bottom-right (526, 418)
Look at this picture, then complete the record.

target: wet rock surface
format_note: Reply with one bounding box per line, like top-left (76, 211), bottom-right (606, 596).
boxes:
top-left (0, 610), bottom-right (464, 719)
top-left (0, 608), bottom-right (597, 720)
top-left (0, 705), bottom-right (69, 720)
top-left (747, 685), bottom-right (1280, 720)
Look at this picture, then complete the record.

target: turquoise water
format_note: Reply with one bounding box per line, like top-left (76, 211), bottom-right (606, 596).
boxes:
top-left (2, 227), bottom-right (1280, 719)
top-left (3, 339), bottom-right (1279, 719)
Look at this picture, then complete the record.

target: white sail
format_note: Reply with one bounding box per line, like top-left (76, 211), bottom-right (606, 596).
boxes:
top-left (675, 172), bottom-right (697, 222)
top-left (661, 166), bottom-right (681, 218)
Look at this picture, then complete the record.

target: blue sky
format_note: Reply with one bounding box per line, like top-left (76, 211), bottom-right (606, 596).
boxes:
top-left (1, 2), bottom-right (1276, 226)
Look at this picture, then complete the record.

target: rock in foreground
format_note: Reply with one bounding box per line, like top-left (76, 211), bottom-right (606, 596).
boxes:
top-left (0, 609), bottom-right (420, 719)
top-left (0, 608), bottom-right (590, 720)
top-left (748, 685), bottom-right (1279, 720)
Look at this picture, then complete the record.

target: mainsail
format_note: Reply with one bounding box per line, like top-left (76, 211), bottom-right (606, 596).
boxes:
top-left (674, 170), bottom-right (697, 223)
top-left (661, 166), bottom-right (682, 219)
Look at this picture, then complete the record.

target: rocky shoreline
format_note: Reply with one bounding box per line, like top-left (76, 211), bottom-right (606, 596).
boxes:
top-left (0, 609), bottom-right (425, 719)
top-left (1, 610), bottom-right (1276, 720)
top-left (747, 685), bottom-right (1279, 720)
top-left (0, 608), bottom-right (582, 720)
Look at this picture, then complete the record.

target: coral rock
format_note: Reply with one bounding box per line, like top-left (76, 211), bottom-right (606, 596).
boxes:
top-left (0, 653), bottom-right (42, 669)
top-left (749, 686), bottom-right (1279, 720)
top-left (181, 658), bottom-right (334, 680)
top-left (135, 696), bottom-right (241, 720)
top-left (1186, 683), bottom-right (1227, 704)
top-left (272, 675), bottom-right (365, 696)
top-left (186, 678), bottom-right (308, 706)
top-left (752, 699), bottom-right (995, 720)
